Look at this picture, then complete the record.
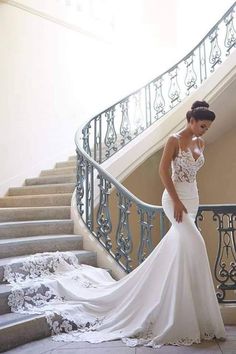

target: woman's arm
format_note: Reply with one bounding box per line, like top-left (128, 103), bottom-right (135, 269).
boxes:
top-left (159, 136), bottom-right (180, 203)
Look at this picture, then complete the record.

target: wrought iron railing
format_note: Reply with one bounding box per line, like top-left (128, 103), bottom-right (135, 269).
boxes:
top-left (75, 3), bottom-right (236, 302)
top-left (196, 205), bottom-right (236, 304)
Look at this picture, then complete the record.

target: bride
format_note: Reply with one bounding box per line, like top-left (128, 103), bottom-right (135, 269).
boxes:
top-left (6, 100), bottom-right (226, 349)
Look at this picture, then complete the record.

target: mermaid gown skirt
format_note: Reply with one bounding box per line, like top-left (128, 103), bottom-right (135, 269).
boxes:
top-left (5, 179), bottom-right (226, 348)
top-left (5, 137), bottom-right (226, 348)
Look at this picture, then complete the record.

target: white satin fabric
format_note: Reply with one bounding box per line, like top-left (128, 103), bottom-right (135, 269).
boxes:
top-left (5, 143), bottom-right (226, 348)
top-left (5, 179), bottom-right (226, 348)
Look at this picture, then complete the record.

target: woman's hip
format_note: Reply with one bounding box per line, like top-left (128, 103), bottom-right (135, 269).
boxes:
top-left (162, 196), bottom-right (199, 220)
top-left (162, 181), bottom-right (199, 200)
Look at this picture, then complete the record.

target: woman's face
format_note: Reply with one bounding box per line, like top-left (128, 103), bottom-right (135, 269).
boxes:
top-left (190, 118), bottom-right (212, 137)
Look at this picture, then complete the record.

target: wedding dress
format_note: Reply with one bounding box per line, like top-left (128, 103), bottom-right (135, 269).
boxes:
top-left (4, 134), bottom-right (226, 349)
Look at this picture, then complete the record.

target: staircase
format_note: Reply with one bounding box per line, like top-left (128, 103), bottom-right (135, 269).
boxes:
top-left (0, 155), bottom-right (113, 353)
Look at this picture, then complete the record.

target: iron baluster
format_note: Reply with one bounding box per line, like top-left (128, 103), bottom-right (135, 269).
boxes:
top-left (104, 107), bottom-right (117, 158)
top-left (120, 99), bottom-right (132, 146)
top-left (115, 192), bottom-right (133, 273)
top-left (153, 78), bottom-right (165, 120)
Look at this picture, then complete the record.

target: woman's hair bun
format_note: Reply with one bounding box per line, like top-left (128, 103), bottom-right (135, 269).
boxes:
top-left (191, 100), bottom-right (209, 110)
top-left (186, 100), bottom-right (215, 122)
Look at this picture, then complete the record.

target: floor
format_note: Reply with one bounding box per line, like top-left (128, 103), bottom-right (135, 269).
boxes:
top-left (3, 326), bottom-right (236, 354)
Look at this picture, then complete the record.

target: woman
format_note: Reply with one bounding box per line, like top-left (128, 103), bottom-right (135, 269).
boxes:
top-left (6, 101), bottom-right (226, 349)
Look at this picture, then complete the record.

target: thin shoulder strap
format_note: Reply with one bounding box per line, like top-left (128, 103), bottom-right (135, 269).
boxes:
top-left (174, 133), bottom-right (181, 152)
top-left (196, 137), bottom-right (202, 152)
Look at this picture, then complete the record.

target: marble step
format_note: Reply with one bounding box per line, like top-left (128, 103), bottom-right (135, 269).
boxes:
top-left (0, 249), bottom-right (98, 283)
top-left (0, 193), bottom-right (72, 207)
top-left (40, 167), bottom-right (76, 177)
top-left (0, 234), bottom-right (83, 258)
top-left (0, 206), bottom-right (71, 222)
top-left (25, 175), bottom-right (76, 186)
top-left (0, 283), bottom-right (15, 314)
top-left (68, 155), bottom-right (76, 161)
top-left (0, 220), bottom-right (74, 239)
top-left (7, 183), bottom-right (75, 196)
top-left (0, 313), bottom-right (50, 352)
top-left (55, 161), bottom-right (76, 168)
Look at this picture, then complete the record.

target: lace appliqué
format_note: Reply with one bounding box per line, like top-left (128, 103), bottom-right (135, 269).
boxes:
top-left (121, 321), bottom-right (217, 348)
top-left (3, 251), bottom-right (81, 284)
top-left (46, 312), bottom-right (106, 336)
top-left (5, 251), bottom-right (106, 339)
top-left (171, 149), bottom-right (204, 183)
top-left (5, 251), bottom-right (223, 349)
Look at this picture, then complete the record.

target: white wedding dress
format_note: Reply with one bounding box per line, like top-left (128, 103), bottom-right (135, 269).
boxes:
top-left (5, 134), bottom-right (226, 349)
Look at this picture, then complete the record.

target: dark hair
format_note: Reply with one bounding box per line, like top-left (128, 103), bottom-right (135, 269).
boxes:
top-left (186, 100), bottom-right (215, 122)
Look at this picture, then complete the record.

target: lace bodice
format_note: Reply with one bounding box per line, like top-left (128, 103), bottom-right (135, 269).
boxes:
top-left (171, 134), bottom-right (205, 183)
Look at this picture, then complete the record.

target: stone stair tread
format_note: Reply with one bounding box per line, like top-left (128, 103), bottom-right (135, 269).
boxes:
top-left (11, 182), bottom-right (75, 189)
top-left (42, 167), bottom-right (75, 172)
top-left (55, 161), bottom-right (76, 167)
top-left (0, 312), bottom-right (43, 329)
top-left (0, 234), bottom-right (82, 245)
top-left (0, 219), bottom-right (73, 227)
top-left (0, 194), bottom-right (73, 208)
top-left (0, 206), bottom-right (70, 211)
top-left (0, 249), bottom-right (96, 267)
top-left (0, 219), bottom-right (74, 239)
top-left (26, 175), bottom-right (75, 180)
top-left (8, 183), bottom-right (75, 196)
top-left (25, 175), bottom-right (76, 185)
top-left (0, 283), bottom-right (11, 293)
top-left (0, 193), bottom-right (72, 200)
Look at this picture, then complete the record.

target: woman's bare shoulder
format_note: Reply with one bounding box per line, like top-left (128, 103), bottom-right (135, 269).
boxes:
top-left (163, 134), bottom-right (179, 152)
top-left (166, 133), bottom-right (179, 143)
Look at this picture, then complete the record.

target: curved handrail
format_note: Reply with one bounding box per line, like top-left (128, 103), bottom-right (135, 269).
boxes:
top-left (82, 2), bottom-right (236, 128)
top-left (74, 2), bottom-right (236, 274)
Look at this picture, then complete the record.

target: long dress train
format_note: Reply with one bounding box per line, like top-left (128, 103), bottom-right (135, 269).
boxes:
top-left (5, 135), bottom-right (226, 348)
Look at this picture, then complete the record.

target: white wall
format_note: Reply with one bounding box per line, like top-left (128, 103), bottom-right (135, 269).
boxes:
top-left (0, 2), bottom-right (120, 195)
top-left (0, 0), bottom-right (234, 195)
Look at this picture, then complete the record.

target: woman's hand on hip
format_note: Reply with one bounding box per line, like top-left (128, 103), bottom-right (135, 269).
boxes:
top-left (173, 199), bottom-right (188, 223)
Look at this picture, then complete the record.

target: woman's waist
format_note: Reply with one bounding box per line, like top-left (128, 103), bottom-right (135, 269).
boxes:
top-left (162, 180), bottom-right (199, 200)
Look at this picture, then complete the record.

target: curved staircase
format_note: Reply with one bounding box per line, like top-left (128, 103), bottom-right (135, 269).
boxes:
top-left (1, 2), bottom-right (236, 351)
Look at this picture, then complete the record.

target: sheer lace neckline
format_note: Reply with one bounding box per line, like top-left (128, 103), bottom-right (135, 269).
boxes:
top-left (174, 133), bottom-right (203, 163)
top-left (178, 148), bottom-right (203, 163)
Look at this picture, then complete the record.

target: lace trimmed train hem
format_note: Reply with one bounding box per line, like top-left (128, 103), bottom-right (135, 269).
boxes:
top-left (51, 329), bottom-right (225, 349)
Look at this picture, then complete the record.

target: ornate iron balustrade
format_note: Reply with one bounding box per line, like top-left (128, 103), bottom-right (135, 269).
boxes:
top-left (196, 205), bottom-right (236, 304)
top-left (80, 3), bottom-right (236, 163)
top-left (75, 2), bottom-right (236, 302)
top-left (75, 138), bottom-right (166, 273)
